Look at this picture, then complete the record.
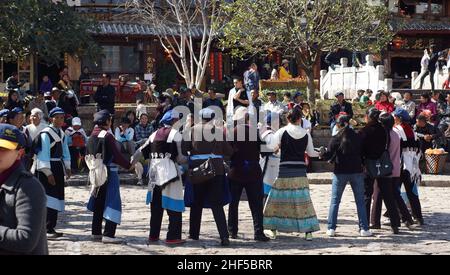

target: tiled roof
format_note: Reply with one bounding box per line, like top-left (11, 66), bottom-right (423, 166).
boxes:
top-left (392, 18), bottom-right (450, 32)
top-left (95, 21), bottom-right (205, 38)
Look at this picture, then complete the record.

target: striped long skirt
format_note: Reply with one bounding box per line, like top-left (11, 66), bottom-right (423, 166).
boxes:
top-left (263, 174), bottom-right (320, 233)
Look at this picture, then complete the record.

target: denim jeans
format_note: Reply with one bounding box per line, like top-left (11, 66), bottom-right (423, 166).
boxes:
top-left (328, 173), bottom-right (369, 231)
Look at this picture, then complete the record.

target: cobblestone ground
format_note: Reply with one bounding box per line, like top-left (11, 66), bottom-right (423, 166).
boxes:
top-left (49, 185), bottom-right (450, 255)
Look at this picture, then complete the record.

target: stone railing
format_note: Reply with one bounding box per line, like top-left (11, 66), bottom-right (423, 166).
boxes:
top-left (411, 67), bottom-right (449, 90)
top-left (320, 55), bottom-right (392, 99)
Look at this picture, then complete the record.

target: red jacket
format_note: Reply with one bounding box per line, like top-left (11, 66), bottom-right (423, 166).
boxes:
top-left (375, 101), bottom-right (395, 113)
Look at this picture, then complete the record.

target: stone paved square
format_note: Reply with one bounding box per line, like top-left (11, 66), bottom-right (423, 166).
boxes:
top-left (49, 184), bottom-right (450, 255)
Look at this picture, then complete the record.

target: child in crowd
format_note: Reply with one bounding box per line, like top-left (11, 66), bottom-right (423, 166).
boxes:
top-left (115, 117), bottom-right (135, 160)
top-left (65, 117), bottom-right (88, 172)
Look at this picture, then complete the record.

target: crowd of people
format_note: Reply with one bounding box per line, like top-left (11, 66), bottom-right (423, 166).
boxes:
top-left (0, 62), bottom-right (448, 255)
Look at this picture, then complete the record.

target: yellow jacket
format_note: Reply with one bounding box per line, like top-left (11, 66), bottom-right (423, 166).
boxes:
top-left (279, 67), bottom-right (292, 80)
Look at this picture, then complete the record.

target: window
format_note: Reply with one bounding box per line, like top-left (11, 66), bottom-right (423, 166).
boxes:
top-left (397, 0), bottom-right (445, 16)
top-left (82, 45), bottom-right (142, 74)
top-left (102, 46), bottom-right (121, 72)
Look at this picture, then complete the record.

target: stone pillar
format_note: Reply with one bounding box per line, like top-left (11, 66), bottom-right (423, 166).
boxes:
top-left (320, 70), bottom-right (327, 99)
top-left (411, 71), bottom-right (419, 89)
top-left (365, 55), bottom-right (374, 67)
top-left (385, 78), bottom-right (393, 92)
top-left (340, 58), bottom-right (348, 68)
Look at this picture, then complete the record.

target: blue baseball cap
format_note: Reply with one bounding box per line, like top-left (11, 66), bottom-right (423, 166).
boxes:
top-left (0, 124), bottom-right (26, 149)
top-left (159, 109), bottom-right (180, 125)
top-left (0, 109), bottom-right (9, 118)
top-left (294, 91), bottom-right (303, 98)
top-left (49, 107), bottom-right (65, 118)
top-left (11, 107), bottom-right (24, 114)
top-left (94, 110), bottom-right (112, 124)
top-left (393, 108), bottom-right (410, 122)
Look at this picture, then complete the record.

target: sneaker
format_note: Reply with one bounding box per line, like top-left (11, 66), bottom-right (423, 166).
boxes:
top-left (137, 180), bottom-right (143, 186)
top-left (220, 238), bottom-right (230, 246)
top-left (102, 236), bottom-right (123, 244)
top-left (326, 229), bottom-right (336, 237)
top-left (165, 239), bottom-right (186, 245)
top-left (360, 229), bottom-right (372, 237)
top-left (305, 233), bottom-right (313, 241)
top-left (91, 235), bottom-right (103, 242)
top-left (229, 233), bottom-right (238, 239)
top-left (254, 234), bottom-right (270, 242)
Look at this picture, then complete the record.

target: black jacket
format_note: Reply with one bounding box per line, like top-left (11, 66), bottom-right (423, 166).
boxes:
top-left (322, 127), bottom-right (363, 174)
top-left (359, 121), bottom-right (387, 160)
top-left (428, 50), bottom-right (446, 72)
top-left (329, 101), bottom-right (353, 124)
top-left (0, 164), bottom-right (48, 255)
top-left (94, 84), bottom-right (116, 114)
top-left (414, 123), bottom-right (445, 153)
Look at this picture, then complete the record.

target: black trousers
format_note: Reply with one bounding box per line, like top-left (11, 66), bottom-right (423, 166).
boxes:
top-left (400, 170), bottom-right (423, 220)
top-left (392, 178), bottom-right (414, 223)
top-left (228, 179), bottom-right (264, 237)
top-left (47, 208), bottom-right (58, 232)
top-left (189, 176), bottom-right (229, 240)
top-left (365, 176), bottom-right (400, 228)
top-left (150, 186), bottom-right (182, 241)
top-left (69, 146), bottom-right (86, 171)
top-left (419, 70), bottom-right (435, 90)
top-left (92, 183), bottom-right (117, 238)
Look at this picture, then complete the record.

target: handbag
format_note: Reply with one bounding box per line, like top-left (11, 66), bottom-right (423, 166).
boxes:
top-left (188, 157), bottom-right (217, 184)
top-left (188, 139), bottom-right (218, 184)
top-left (364, 130), bottom-right (393, 178)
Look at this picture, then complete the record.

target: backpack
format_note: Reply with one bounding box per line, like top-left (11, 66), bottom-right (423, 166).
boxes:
top-left (85, 130), bottom-right (108, 190)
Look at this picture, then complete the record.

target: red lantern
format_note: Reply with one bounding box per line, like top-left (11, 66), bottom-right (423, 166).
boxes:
top-left (217, 53), bottom-right (223, 81)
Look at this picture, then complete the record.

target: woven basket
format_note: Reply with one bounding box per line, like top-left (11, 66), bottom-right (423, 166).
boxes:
top-left (425, 153), bottom-right (448, 174)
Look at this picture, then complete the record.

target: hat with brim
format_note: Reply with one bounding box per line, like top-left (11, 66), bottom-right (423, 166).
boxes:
top-left (0, 109), bottom-right (10, 117)
top-left (159, 110), bottom-right (180, 125)
top-left (94, 110), bottom-right (112, 124)
top-left (11, 107), bottom-right (24, 114)
top-left (72, 117), bottom-right (82, 126)
top-left (0, 124), bottom-right (25, 149)
top-left (49, 107), bottom-right (65, 118)
top-left (393, 108), bottom-right (410, 122)
top-left (0, 139), bottom-right (19, 150)
top-left (335, 91), bottom-right (344, 97)
top-left (282, 59), bottom-right (289, 65)
top-left (294, 92), bottom-right (303, 98)
top-left (265, 90), bottom-right (277, 96)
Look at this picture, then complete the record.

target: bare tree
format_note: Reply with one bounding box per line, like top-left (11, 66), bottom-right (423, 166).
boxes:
top-left (126, 0), bottom-right (224, 89)
top-left (221, 0), bottom-right (393, 104)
